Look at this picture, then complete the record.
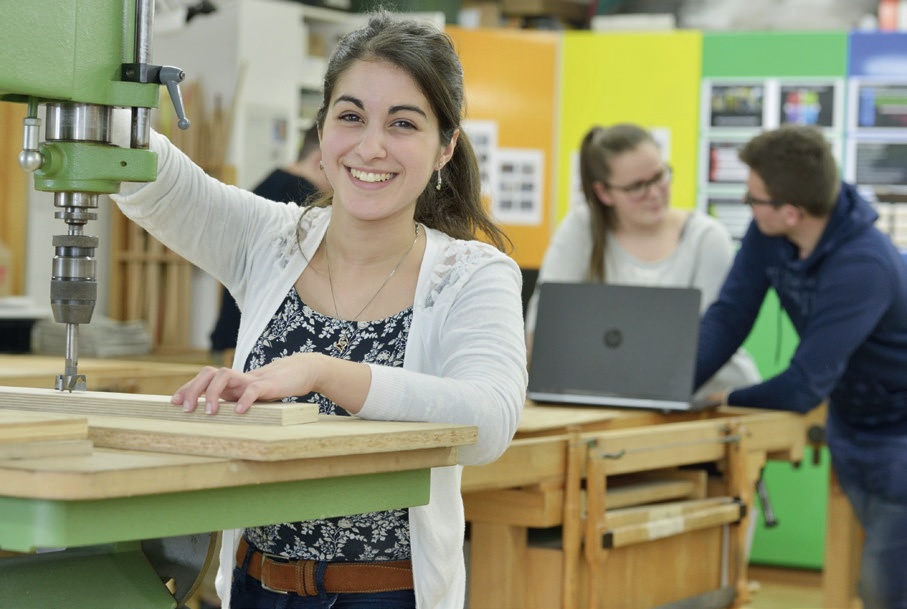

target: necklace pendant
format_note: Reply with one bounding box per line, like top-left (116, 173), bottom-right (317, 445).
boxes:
top-left (335, 334), bottom-right (350, 353)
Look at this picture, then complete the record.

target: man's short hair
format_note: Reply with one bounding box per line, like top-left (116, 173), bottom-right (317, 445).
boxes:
top-left (297, 124), bottom-right (320, 162)
top-left (738, 124), bottom-right (840, 217)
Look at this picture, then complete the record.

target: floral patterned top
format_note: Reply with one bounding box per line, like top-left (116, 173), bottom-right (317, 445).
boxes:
top-left (242, 287), bottom-right (413, 561)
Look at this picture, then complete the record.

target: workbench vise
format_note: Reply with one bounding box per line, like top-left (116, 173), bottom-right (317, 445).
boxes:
top-left (0, 0), bottom-right (190, 391)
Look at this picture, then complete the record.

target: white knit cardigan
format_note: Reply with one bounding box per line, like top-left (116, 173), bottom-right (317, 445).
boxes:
top-left (111, 132), bottom-right (528, 608)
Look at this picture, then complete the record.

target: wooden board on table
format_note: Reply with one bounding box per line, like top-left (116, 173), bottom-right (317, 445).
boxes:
top-left (0, 409), bottom-right (88, 444)
top-left (518, 401), bottom-right (668, 434)
top-left (0, 439), bottom-right (93, 460)
top-left (85, 414), bottom-right (478, 461)
top-left (0, 386), bottom-right (318, 426)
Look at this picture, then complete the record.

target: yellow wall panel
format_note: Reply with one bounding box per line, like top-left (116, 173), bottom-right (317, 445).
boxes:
top-left (558, 32), bottom-right (703, 223)
top-left (447, 27), bottom-right (559, 268)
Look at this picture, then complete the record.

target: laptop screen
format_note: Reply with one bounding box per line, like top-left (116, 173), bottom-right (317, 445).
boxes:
top-left (528, 283), bottom-right (702, 410)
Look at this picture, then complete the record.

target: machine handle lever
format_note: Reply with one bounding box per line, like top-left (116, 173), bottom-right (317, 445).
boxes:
top-left (158, 66), bottom-right (191, 130)
top-left (121, 63), bottom-right (191, 130)
top-left (755, 476), bottom-right (779, 528)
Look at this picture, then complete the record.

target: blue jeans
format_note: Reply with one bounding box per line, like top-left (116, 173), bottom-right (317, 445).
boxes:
top-left (827, 417), bottom-right (907, 609)
top-left (230, 565), bottom-right (416, 609)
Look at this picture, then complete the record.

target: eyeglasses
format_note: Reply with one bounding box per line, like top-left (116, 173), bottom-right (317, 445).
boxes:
top-left (743, 192), bottom-right (782, 208)
top-left (604, 166), bottom-right (672, 200)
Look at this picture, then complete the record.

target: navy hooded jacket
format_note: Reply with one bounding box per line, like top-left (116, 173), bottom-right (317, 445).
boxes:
top-left (695, 182), bottom-right (907, 433)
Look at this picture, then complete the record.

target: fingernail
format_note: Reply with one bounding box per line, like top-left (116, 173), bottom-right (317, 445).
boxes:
top-left (206, 403), bottom-right (213, 415)
top-left (183, 401), bottom-right (191, 412)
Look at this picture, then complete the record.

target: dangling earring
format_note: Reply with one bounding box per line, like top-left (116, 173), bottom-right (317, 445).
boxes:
top-left (436, 165), bottom-right (442, 191)
top-left (319, 160), bottom-right (324, 170)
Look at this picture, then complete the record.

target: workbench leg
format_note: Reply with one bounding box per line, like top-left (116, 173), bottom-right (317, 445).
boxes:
top-left (562, 430), bottom-right (588, 609)
top-left (823, 467), bottom-right (863, 609)
top-left (584, 449), bottom-right (608, 609)
top-left (725, 422), bottom-right (754, 608)
top-left (468, 522), bottom-right (527, 609)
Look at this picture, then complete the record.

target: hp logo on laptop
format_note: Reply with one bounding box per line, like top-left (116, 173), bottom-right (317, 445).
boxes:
top-left (603, 329), bottom-right (622, 348)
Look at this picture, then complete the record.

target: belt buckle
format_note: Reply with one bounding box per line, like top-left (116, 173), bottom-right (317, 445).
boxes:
top-left (259, 551), bottom-right (290, 595)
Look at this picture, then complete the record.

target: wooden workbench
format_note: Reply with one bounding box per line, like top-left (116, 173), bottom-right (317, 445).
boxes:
top-left (461, 401), bottom-right (808, 609)
top-left (0, 379), bottom-right (478, 608)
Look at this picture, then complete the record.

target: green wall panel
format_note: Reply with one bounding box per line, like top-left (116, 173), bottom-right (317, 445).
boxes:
top-left (702, 31), bottom-right (849, 77)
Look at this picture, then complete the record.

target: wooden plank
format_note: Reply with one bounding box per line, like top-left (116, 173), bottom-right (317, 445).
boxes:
top-left (0, 104), bottom-right (28, 295)
top-left (85, 414), bottom-right (476, 461)
top-left (0, 386), bottom-right (318, 426)
top-left (464, 487), bottom-right (564, 527)
top-left (605, 502), bottom-right (742, 548)
top-left (0, 439), bottom-right (93, 460)
top-left (605, 497), bottom-right (736, 529)
top-left (517, 402), bottom-right (665, 435)
top-left (145, 235), bottom-right (164, 344)
top-left (461, 435), bottom-right (567, 492)
top-left (606, 478), bottom-right (699, 510)
top-left (589, 421), bottom-right (729, 476)
top-left (0, 445), bottom-right (459, 500)
top-left (126, 222), bottom-right (145, 321)
top-left (0, 410), bottom-right (88, 444)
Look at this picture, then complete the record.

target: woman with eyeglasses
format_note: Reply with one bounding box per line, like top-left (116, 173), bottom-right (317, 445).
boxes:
top-left (525, 123), bottom-right (760, 397)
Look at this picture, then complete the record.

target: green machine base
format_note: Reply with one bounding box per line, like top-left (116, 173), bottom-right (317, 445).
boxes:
top-left (0, 544), bottom-right (177, 609)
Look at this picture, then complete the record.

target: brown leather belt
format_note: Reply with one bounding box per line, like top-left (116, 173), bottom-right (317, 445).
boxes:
top-left (236, 537), bottom-right (414, 596)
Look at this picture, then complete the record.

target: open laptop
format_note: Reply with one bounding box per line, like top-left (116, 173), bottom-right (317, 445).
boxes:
top-left (528, 282), bottom-right (719, 412)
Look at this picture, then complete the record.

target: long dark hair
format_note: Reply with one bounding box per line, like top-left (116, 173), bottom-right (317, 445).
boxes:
top-left (304, 12), bottom-right (510, 252)
top-left (579, 123), bottom-right (656, 281)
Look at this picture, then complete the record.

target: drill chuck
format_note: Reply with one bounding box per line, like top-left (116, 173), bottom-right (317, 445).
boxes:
top-left (50, 234), bottom-right (98, 325)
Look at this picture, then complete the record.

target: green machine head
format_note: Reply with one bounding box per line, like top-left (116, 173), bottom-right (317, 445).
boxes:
top-left (0, 0), bottom-right (191, 391)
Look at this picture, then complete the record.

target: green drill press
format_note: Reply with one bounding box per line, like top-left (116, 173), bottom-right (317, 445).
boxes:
top-left (0, 4), bottom-right (215, 608)
top-left (0, 0), bottom-right (190, 391)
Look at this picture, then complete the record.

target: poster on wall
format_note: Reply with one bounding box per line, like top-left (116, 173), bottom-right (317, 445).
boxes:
top-left (854, 141), bottom-right (907, 187)
top-left (493, 149), bottom-right (544, 226)
top-left (855, 84), bottom-right (907, 129)
top-left (706, 195), bottom-right (752, 241)
top-left (707, 140), bottom-right (749, 184)
top-left (461, 119), bottom-right (499, 198)
top-left (709, 84), bottom-right (764, 128)
top-left (779, 84), bottom-right (836, 128)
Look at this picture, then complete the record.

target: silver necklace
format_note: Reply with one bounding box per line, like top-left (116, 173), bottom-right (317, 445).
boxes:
top-left (325, 223), bottom-right (420, 354)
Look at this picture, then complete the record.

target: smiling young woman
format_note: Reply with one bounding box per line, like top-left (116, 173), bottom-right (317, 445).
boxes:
top-left (111, 12), bottom-right (526, 609)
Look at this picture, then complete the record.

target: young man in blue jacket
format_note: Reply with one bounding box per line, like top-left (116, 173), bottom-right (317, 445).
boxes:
top-left (695, 124), bottom-right (907, 609)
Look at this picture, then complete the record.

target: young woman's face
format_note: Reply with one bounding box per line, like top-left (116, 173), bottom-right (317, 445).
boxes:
top-left (595, 141), bottom-right (671, 230)
top-left (319, 59), bottom-right (456, 225)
